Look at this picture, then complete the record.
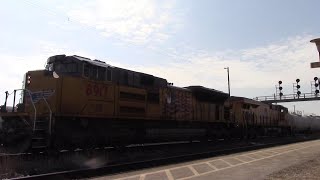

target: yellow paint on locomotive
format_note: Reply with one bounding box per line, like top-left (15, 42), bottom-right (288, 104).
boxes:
top-left (24, 70), bottom-right (59, 116)
top-left (227, 97), bottom-right (290, 128)
top-left (21, 65), bottom-right (226, 124)
top-left (25, 70), bottom-right (166, 120)
top-left (193, 101), bottom-right (224, 122)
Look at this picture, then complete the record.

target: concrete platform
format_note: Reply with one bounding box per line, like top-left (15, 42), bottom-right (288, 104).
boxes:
top-left (92, 139), bottom-right (320, 180)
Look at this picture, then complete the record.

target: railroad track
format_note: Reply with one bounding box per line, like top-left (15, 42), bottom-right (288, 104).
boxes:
top-left (9, 134), bottom-right (319, 180)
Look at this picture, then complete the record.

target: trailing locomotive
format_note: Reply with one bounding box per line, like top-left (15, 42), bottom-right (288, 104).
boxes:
top-left (0, 55), bottom-right (292, 151)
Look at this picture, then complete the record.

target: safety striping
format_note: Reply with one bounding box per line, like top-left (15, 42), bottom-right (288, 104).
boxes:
top-left (165, 170), bottom-right (174, 180)
top-left (232, 156), bottom-right (247, 163)
top-left (112, 140), bottom-right (320, 180)
top-left (139, 174), bottom-right (145, 180)
top-left (205, 162), bottom-right (218, 170)
top-left (187, 166), bottom-right (199, 175)
top-left (255, 152), bottom-right (272, 157)
top-left (219, 159), bottom-right (235, 166)
top-left (259, 151), bottom-right (274, 156)
top-left (245, 153), bottom-right (264, 159)
top-left (179, 143), bottom-right (320, 180)
top-left (237, 154), bottom-right (256, 161)
top-left (264, 150), bottom-right (279, 154)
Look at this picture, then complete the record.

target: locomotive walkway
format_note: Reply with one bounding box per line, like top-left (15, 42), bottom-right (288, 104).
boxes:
top-left (96, 139), bottom-right (320, 180)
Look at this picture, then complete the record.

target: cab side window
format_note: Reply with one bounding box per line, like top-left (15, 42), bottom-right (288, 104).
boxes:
top-left (83, 64), bottom-right (90, 77)
top-left (106, 68), bottom-right (112, 81)
top-left (97, 67), bottom-right (106, 81)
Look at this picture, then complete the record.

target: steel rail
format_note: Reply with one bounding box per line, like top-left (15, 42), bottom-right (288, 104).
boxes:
top-left (12, 135), bottom-right (319, 180)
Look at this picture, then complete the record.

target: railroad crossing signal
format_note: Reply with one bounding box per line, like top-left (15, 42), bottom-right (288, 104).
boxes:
top-left (255, 38), bottom-right (320, 103)
top-left (278, 81), bottom-right (283, 97)
top-left (312, 77), bottom-right (319, 95)
top-left (296, 79), bottom-right (301, 97)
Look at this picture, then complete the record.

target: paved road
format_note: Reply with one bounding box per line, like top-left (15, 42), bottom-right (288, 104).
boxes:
top-left (92, 139), bottom-right (320, 180)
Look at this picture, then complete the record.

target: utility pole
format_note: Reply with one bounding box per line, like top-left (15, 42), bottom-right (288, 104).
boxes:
top-left (224, 67), bottom-right (230, 97)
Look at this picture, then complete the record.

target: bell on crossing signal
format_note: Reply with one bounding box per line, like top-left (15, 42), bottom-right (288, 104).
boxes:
top-left (314, 77), bottom-right (318, 81)
top-left (296, 79), bottom-right (300, 83)
top-left (296, 85), bottom-right (301, 89)
top-left (278, 81), bottom-right (282, 84)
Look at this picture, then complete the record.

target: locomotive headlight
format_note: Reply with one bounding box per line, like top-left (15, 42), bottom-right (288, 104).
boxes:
top-left (27, 75), bottom-right (31, 85)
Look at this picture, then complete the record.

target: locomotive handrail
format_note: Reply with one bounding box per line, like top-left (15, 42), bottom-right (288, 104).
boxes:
top-left (2, 89), bottom-right (55, 133)
top-left (2, 89), bottom-right (37, 124)
top-left (23, 89), bottom-right (37, 131)
top-left (42, 96), bottom-right (52, 135)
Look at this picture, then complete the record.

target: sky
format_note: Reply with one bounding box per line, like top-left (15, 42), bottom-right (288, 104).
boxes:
top-left (1, 0), bottom-right (320, 115)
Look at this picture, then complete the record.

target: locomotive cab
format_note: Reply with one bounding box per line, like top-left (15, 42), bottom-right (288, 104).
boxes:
top-left (45, 54), bottom-right (113, 81)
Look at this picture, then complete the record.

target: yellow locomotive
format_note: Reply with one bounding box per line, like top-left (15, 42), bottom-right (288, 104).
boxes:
top-left (0, 55), bottom-right (290, 151)
top-left (226, 97), bottom-right (291, 138)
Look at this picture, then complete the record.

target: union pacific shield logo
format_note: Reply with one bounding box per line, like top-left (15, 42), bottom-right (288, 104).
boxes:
top-left (27, 89), bottom-right (55, 103)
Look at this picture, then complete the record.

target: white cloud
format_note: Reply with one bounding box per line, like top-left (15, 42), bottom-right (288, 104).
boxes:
top-left (1, 35), bottom-right (319, 114)
top-left (127, 35), bottom-right (319, 97)
top-left (67, 0), bottom-right (180, 44)
top-left (0, 42), bottom-right (94, 105)
top-left (120, 35), bottom-right (319, 114)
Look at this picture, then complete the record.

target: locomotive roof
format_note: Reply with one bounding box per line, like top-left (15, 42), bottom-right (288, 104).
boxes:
top-left (229, 96), bottom-right (288, 110)
top-left (73, 55), bottom-right (113, 68)
top-left (48, 55), bottom-right (166, 83)
top-left (47, 54), bottom-right (113, 68)
top-left (186, 86), bottom-right (229, 103)
top-left (229, 96), bottom-right (264, 107)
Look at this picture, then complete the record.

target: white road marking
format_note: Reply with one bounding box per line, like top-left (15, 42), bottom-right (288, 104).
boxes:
top-left (114, 175), bottom-right (140, 180)
top-left (232, 156), bottom-right (247, 163)
top-left (238, 154), bottom-right (256, 161)
top-left (188, 165), bottom-right (199, 175)
top-left (139, 174), bottom-right (145, 180)
top-left (165, 170), bottom-right (174, 180)
top-left (206, 162), bottom-right (218, 170)
top-left (256, 151), bottom-right (272, 157)
top-left (264, 150), bottom-right (279, 154)
top-left (179, 143), bottom-right (320, 180)
top-left (219, 159), bottom-right (234, 166)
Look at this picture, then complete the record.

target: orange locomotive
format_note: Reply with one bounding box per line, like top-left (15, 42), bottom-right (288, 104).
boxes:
top-left (0, 55), bottom-right (290, 151)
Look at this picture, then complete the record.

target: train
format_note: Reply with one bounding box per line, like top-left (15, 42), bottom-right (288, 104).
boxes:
top-left (0, 54), bottom-right (318, 151)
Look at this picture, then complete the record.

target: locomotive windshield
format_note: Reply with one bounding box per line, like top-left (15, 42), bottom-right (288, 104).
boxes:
top-left (46, 55), bottom-right (81, 76)
top-left (53, 63), bottom-right (78, 73)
